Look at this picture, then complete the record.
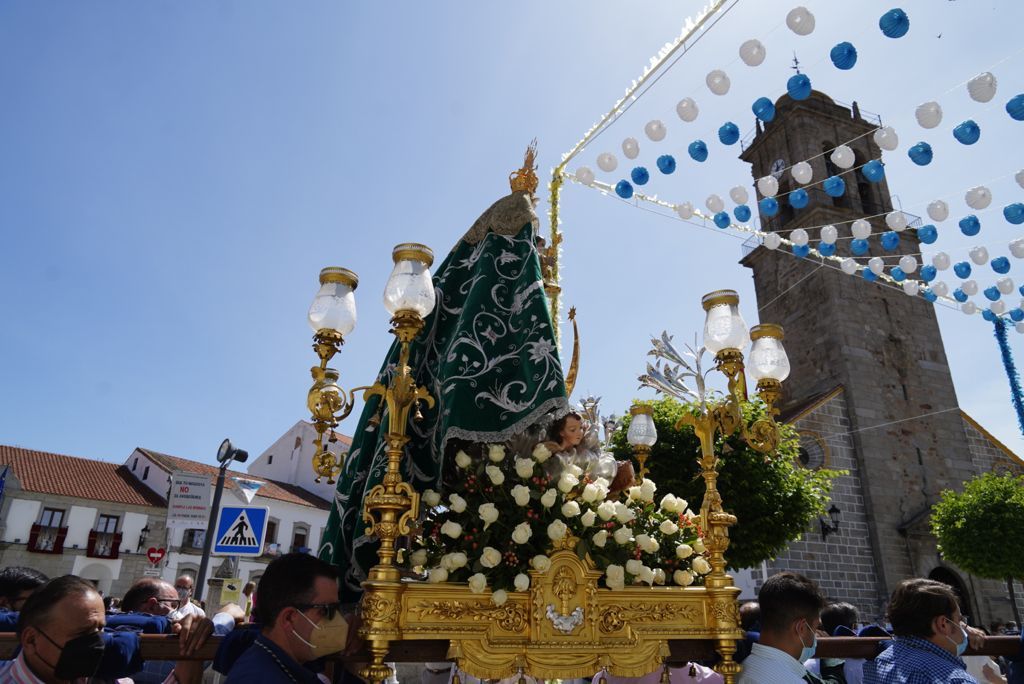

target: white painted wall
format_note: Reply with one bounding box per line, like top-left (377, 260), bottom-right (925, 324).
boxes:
top-left (72, 556), bottom-right (122, 594)
top-left (66, 504), bottom-right (98, 549)
top-left (1, 498), bottom-right (41, 542)
top-left (120, 511), bottom-right (150, 555)
top-left (247, 420), bottom-right (343, 502)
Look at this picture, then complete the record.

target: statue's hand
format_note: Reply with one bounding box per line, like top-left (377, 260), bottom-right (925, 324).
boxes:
top-left (608, 461), bottom-right (636, 496)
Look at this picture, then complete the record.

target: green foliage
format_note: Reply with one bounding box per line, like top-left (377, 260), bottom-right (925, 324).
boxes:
top-left (931, 471), bottom-right (1024, 579)
top-left (612, 396), bottom-right (842, 570)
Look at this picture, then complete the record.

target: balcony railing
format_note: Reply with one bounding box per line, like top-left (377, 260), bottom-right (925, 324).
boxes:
top-left (87, 530), bottom-right (123, 559)
top-left (28, 524), bottom-right (68, 554)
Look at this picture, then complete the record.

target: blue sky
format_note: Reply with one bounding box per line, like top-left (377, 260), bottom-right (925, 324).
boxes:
top-left (2, 1), bottom-right (1023, 470)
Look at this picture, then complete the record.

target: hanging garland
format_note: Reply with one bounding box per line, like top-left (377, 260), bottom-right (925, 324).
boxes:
top-left (993, 317), bottom-right (1024, 438)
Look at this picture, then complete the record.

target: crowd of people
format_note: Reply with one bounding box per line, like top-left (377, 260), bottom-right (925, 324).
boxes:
top-left (0, 560), bottom-right (1022, 683)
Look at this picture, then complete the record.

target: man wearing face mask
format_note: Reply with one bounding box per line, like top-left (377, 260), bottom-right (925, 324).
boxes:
top-left (225, 553), bottom-right (352, 684)
top-left (864, 578), bottom-right (980, 683)
top-left (172, 575), bottom-right (205, 620)
top-left (738, 572), bottom-right (840, 684)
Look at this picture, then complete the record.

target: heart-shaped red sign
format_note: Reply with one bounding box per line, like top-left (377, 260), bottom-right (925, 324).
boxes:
top-left (147, 547), bottom-right (166, 566)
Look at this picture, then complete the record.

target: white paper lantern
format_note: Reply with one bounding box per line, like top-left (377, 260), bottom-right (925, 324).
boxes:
top-left (644, 120), bottom-right (667, 142)
top-left (932, 252), bottom-right (951, 270)
top-left (576, 166), bottom-right (595, 185)
top-left (932, 281), bottom-right (949, 297)
top-left (903, 281), bottom-right (920, 296)
top-left (729, 186), bottom-right (750, 205)
top-left (885, 211), bottom-right (908, 231)
top-left (622, 137), bottom-right (640, 159)
top-left (830, 145), bottom-right (855, 169)
top-left (739, 39), bottom-right (766, 66)
top-left (991, 301), bottom-right (1007, 315)
top-left (927, 200), bottom-right (949, 222)
top-left (706, 70), bottom-right (731, 96)
top-left (969, 246), bottom-right (990, 265)
top-left (915, 101), bottom-right (943, 129)
top-left (757, 175), bottom-right (779, 197)
top-left (706, 194), bottom-right (725, 213)
top-left (675, 202), bottom-right (694, 220)
top-left (820, 225), bottom-right (838, 244)
top-left (899, 255), bottom-right (918, 273)
top-left (786, 6), bottom-right (815, 35)
top-left (763, 232), bottom-right (782, 250)
top-left (962, 301), bottom-right (978, 315)
top-left (791, 161), bottom-right (813, 184)
top-left (962, 280), bottom-right (979, 296)
top-left (965, 186), bottom-right (992, 210)
top-left (676, 97), bottom-right (699, 122)
top-left (1017, 169), bottom-right (1024, 190)
top-left (967, 72), bottom-right (998, 103)
top-left (597, 153), bottom-right (618, 172)
top-left (874, 126), bottom-right (899, 151)
top-left (791, 228), bottom-right (809, 246)
top-left (841, 257), bottom-right (858, 275)
top-left (1010, 238), bottom-right (1024, 259)
top-left (851, 219), bottom-right (872, 240)
top-left (868, 256), bottom-right (885, 275)
top-left (998, 277), bottom-right (1015, 295)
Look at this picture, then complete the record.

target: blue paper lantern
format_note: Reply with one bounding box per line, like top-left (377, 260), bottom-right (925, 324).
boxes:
top-left (823, 175), bottom-right (846, 197)
top-left (830, 42), bottom-right (858, 70)
top-left (787, 73), bottom-right (812, 101)
top-left (890, 266), bottom-right (906, 282)
top-left (615, 180), bottom-right (634, 199)
top-left (908, 142), bottom-right (933, 166)
top-left (862, 269), bottom-right (878, 282)
top-left (985, 286), bottom-right (1001, 301)
top-left (992, 256), bottom-right (1011, 274)
top-left (759, 197), bottom-right (779, 217)
top-left (922, 289), bottom-right (938, 303)
top-left (919, 265), bottom-right (937, 282)
top-left (881, 231), bottom-right (900, 251)
top-left (851, 238), bottom-right (869, 255)
top-left (879, 8), bottom-right (910, 38)
top-left (818, 242), bottom-right (836, 257)
top-left (1004, 203), bottom-right (1024, 225)
top-left (1011, 308), bottom-right (1024, 322)
top-left (952, 120), bottom-right (981, 145)
top-left (954, 261), bottom-right (972, 279)
top-left (656, 155), bottom-right (676, 174)
top-left (714, 212), bottom-right (731, 229)
top-left (718, 122), bottom-right (740, 145)
top-left (1007, 94), bottom-right (1024, 121)
top-left (789, 188), bottom-right (809, 209)
top-left (752, 97), bottom-right (775, 123)
top-left (959, 215), bottom-right (981, 236)
top-left (953, 288), bottom-right (968, 303)
top-left (688, 140), bottom-right (708, 162)
top-left (983, 309), bottom-right (997, 322)
top-left (793, 244), bottom-right (811, 258)
top-left (917, 224), bottom-right (938, 244)
top-left (862, 160), bottom-right (885, 182)
top-left (631, 167), bottom-right (650, 185)
top-left (734, 205), bottom-right (752, 222)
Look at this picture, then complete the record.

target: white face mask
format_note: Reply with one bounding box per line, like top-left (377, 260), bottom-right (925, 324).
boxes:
top-left (798, 620), bottom-right (817, 662)
top-left (291, 610), bottom-right (349, 656)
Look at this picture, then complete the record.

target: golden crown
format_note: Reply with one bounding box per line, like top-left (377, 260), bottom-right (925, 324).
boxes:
top-left (509, 139), bottom-right (539, 195)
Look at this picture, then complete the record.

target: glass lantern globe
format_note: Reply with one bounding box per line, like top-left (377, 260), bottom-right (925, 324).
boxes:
top-left (383, 243), bottom-right (436, 317)
top-left (747, 323), bottom-right (791, 382)
top-left (307, 267), bottom-right (358, 336)
top-left (701, 290), bottom-right (750, 354)
top-left (627, 405), bottom-right (658, 447)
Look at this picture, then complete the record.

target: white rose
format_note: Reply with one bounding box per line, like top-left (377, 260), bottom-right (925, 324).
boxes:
top-left (511, 522), bottom-right (533, 544)
top-left (547, 519), bottom-right (568, 541)
top-left (581, 509), bottom-right (597, 527)
top-left (593, 480), bottom-right (611, 500)
top-left (514, 573), bottom-right (530, 592)
top-left (467, 573), bottom-right (487, 593)
top-left (581, 483), bottom-right (601, 503)
top-left (637, 565), bottom-right (655, 586)
top-left (491, 589), bottom-right (508, 606)
top-left (625, 559), bottom-right (643, 575)
top-left (540, 488), bottom-right (558, 508)
top-left (423, 489), bottom-right (441, 507)
top-left (567, 464), bottom-right (584, 477)
top-left (485, 465), bottom-right (505, 486)
top-left (478, 503), bottom-right (499, 529)
top-left (511, 484), bottom-right (531, 507)
top-left (440, 553), bottom-right (457, 571)
top-left (592, 529), bottom-right (608, 548)
top-left (480, 546), bottom-right (502, 568)
top-left (605, 564), bottom-right (625, 590)
top-left (597, 501), bottom-right (616, 521)
top-left (409, 549), bottom-right (428, 568)
top-left (692, 556), bottom-right (712, 575)
top-left (613, 502), bottom-right (636, 524)
top-left (636, 534), bottom-right (659, 554)
top-left (675, 543), bottom-right (694, 559)
top-left (639, 478), bottom-right (657, 502)
top-left (613, 526), bottom-right (633, 545)
top-left (659, 520), bottom-right (679, 536)
top-left (560, 501), bottom-right (581, 517)
top-left (593, 477), bottom-right (610, 489)
top-left (447, 552), bottom-right (468, 569)
top-left (531, 555), bottom-right (551, 573)
top-left (627, 486), bottom-right (642, 501)
top-left (427, 567), bottom-right (449, 583)
top-left (488, 444), bottom-right (506, 462)
top-left (659, 493), bottom-right (678, 512)
top-left (672, 497), bottom-right (689, 514)
top-left (653, 568), bottom-right (666, 585)
top-left (455, 450), bottom-right (472, 469)
top-left (692, 538), bottom-right (706, 553)
top-left (440, 520), bottom-right (462, 539)
top-left (673, 569), bottom-right (694, 586)
top-left (532, 443), bottom-right (551, 462)
top-left (514, 457), bottom-right (535, 479)
top-left (557, 472), bottom-right (580, 493)
top-left (448, 494), bottom-right (467, 513)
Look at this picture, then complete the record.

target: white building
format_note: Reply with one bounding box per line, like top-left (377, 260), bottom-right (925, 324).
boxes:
top-left (246, 419), bottom-right (351, 505)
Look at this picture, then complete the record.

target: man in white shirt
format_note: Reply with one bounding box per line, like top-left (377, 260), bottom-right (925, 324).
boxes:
top-left (174, 574), bottom-right (206, 619)
top-left (738, 572), bottom-right (834, 684)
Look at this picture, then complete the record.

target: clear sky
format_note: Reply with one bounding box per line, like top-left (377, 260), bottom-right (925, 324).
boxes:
top-left (2, 1), bottom-right (1023, 471)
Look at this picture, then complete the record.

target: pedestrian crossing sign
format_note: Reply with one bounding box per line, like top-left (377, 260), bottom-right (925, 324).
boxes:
top-left (212, 506), bottom-right (269, 556)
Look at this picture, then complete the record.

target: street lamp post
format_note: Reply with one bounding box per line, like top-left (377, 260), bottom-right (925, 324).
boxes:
top-left (194, 438), bottom-right (248, 602)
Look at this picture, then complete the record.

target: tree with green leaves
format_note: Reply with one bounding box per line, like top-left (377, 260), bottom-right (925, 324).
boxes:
top-left (931, 471), bottom-right (1024, 623)
top-left (611, 396), bottom-right (842, 570)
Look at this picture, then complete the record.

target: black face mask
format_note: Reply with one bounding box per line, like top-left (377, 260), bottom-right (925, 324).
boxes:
top-left (38, 628), bottom-right (105, 680)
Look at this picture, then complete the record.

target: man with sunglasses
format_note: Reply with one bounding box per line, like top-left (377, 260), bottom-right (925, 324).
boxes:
top-left (225, 553), bottom-right (352, 684)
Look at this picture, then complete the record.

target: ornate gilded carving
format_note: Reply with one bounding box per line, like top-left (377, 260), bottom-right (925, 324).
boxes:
top-left (598, 602), bottom-right (701, 633)
top-left (361, 594), bottom-right (398, 624)
top-left (711, 600), bottom-right (739, 624)
top-left (412, 600), bottom-right (528, 633)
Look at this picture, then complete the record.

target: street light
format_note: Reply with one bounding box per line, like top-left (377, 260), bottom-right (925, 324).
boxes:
top-left (820, 504), bottom-right (842, 540)
top-left (137, 524), bottom-right (151, 552)
top-left (194, 438), bottom-right (248, 602)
